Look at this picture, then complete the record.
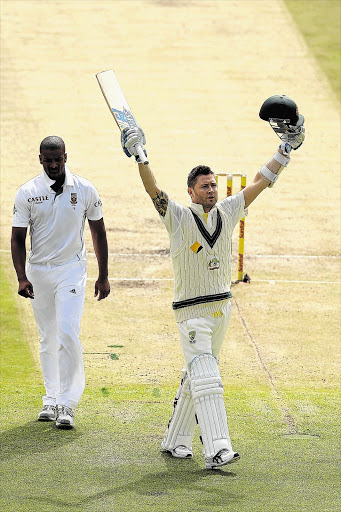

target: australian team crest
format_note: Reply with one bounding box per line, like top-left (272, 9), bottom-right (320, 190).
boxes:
top-left (70, 193), bottom-right (77, 206)
top-left (208, 256), bottom-right (220, 270)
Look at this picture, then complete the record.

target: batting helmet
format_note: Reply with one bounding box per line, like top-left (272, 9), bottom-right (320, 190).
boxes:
top-left (259, 94), bottom-right (304, 127)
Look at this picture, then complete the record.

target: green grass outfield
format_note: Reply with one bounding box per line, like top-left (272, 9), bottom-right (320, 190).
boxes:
top-left (1, 257), bottom-right (340, 512)
top-left (285, 0), bottom-right (340, 102)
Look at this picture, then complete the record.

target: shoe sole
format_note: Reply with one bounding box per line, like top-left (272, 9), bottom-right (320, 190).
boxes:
top-left (206, 452), bottom-right (237, 469)
top-left (37, 416), bottom-right (57, 422)
top-left (162, 449), bottom-right (193, 459)
top-left (56, 421), bottom-right (74, 429)
top-left (229, 453), bottom-right (240, 464)
top-left (171, 451), bottom-right (193, 459)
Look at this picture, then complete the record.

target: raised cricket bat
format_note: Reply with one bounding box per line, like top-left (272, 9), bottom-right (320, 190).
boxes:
top-left (96, 69), bottom-right (148, 165)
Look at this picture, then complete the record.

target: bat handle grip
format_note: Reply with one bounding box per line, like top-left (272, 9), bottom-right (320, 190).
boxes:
top-left (136, 145), bottom-right (149, 165)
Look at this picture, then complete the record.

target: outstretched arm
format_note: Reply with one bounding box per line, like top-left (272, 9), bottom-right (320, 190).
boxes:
top-left (244, 93), bottom-right (306, 208)
top-left (121, 127), bottom-right (169, 217)
top-left (243, 147), bottom-right (288, 208)
top-left (138, 162), bottom-right (169, 217)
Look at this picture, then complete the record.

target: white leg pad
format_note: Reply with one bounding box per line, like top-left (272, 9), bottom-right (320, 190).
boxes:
top-left (190, 353), bottom-right (232, 458)
top-left (161, 372), bottom-right (196, 451)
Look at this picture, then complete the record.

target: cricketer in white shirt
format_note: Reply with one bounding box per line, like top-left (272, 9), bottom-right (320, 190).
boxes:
top-left (11, 136), bottom-right (110, 428)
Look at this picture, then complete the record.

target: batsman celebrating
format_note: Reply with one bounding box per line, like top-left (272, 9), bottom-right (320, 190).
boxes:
top-left (121, 95), bottom-right (305, 469)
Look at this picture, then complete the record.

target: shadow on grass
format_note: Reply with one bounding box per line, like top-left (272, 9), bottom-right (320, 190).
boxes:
top-left (0, 421), bottom-right (82, 460)
top-left (25, 451), bottom-right (243, 510)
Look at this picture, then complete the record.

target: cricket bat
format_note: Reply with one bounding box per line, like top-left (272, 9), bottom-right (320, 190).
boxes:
top-left (96, 69), bottom-right (149, 165)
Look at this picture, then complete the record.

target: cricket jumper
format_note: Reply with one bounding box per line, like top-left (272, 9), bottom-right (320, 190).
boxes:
top-left (161, 191), bottom-right (246, 323)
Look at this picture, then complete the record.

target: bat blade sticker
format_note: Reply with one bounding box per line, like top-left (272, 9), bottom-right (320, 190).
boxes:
top-left (112, 109), bottom-right (129, 130)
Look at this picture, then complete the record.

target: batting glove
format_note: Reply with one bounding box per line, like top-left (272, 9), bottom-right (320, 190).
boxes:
top-left (278, 142), bottom-right (293, 156)
top-left (281, 125), bottom-right (305, 151)
top-left (121, 127), bottom-right (147, 163)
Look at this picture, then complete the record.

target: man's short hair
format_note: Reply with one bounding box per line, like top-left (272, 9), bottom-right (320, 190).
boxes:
top-left (40, 136), bottom-right (65, 153)
top-left (187, 165), bottom-right (214, 188)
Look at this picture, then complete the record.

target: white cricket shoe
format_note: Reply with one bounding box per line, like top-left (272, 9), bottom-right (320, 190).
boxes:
top-left (206, 449), bottom-right (240, 469)
top-left (56, 405), bottom-right (75, 429)
top-left (37, 405), bottom-right (57, 422)
top-left (163, 445), bottom-right (193, 459)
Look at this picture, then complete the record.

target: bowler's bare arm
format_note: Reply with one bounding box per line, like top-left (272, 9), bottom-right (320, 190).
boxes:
top-left (138, 163), bottom-right (168, 217)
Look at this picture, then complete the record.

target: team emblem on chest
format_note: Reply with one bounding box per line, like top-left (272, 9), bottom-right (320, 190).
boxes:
top-left (70, 193), bottom-right (77, 206)
top-left (208, 256), bottom-right (220, 270)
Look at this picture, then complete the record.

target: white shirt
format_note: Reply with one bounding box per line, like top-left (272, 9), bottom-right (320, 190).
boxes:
top-left (12, 166), bottom-right (103, 265)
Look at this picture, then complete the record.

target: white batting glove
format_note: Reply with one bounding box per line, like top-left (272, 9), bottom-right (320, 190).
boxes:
top-left (121, 127), bottom-right (147, 163)
top-left (278, 142), bottom-right (293, 156)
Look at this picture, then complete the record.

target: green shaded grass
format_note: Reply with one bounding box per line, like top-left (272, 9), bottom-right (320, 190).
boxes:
top-left (0, 261), bottom-right (38, 385)
top-left (1, 384), bottom-right (340, 512)
top-left (285, 0), bottom-right (341, 102)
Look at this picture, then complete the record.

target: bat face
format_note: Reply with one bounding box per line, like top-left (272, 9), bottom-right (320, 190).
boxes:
top-left (112, 107), bottom-right (138, 131)
top-left (96, 69), bottom-right (137, 132)
top-left (96, 69), bottom-right (149, 164)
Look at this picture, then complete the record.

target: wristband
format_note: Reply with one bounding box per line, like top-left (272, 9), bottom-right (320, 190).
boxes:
top-left (273, 150), bottom-right (290, 166)
top-left (259, 165), bottom-right (279, 184)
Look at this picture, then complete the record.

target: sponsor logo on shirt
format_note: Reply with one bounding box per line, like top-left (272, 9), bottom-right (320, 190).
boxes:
top-left (94, 199), bottom-right (102, 208)
top-left (190, 241), bottom-right (203, 254)
top-left (28, 196), bottom-right (49, 204)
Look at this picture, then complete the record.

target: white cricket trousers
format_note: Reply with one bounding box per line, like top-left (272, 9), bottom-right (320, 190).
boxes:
top-left (26, 259), bottom-right (87, 409)
top-left (177, 301), bottom-right (232, 370)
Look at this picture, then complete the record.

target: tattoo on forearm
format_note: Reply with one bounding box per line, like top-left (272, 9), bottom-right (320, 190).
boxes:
top-left (151, 190), bottom-right (168, 217)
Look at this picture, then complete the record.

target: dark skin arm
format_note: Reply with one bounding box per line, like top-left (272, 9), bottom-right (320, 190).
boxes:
top-left (88, 218), bottom-right (110, 301)
top-left (11, 227), bottom-right (34, 298)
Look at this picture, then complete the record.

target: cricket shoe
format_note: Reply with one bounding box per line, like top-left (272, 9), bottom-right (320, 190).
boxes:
top-left (206, 449), bottom-right (240, 469)
top-left (230, 452), bottom-right (241, 464)
top-left (163, 445), bottom-right (193, 459)
top-left (56, 405), bottom-right (75, 429)
top-left (37, 405), bottom-right (57, 422)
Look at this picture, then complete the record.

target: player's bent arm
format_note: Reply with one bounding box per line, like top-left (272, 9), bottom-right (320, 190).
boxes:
top-left (88, 218), bottom-right (110, 300)
top-left (138, 162), bottom-right (169, 217)
top-left (243, 148), bottom-right (289, 208)
top-left (11, 227), bottom-right (34, 298)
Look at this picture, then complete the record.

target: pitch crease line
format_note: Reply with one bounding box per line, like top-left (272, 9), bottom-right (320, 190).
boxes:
top-left (0, 249), bottom-right (339, 259)
top-left (87, 277), bottom-right (340, 285)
